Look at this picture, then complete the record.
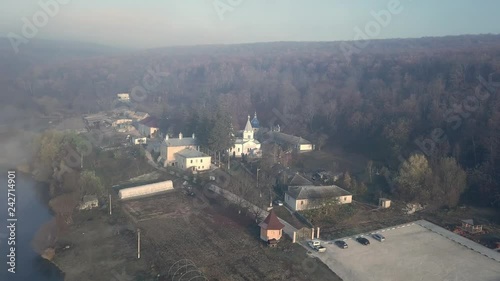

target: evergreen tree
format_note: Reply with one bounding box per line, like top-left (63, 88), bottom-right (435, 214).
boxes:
top-left (207, 106), bottom-right (235, 153)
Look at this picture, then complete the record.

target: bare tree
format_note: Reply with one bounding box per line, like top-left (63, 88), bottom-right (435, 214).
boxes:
top-left (32, 219), bottom-right (59, 256)
top-left (49, 192), bottom-right (79, 225)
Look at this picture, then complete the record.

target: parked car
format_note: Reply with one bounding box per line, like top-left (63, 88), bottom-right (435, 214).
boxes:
top-left (307, 239), bottom-right (326, 252)
top-left (316, 245), bottom-right (326, 252)
top-left (334, 240), bottom-right (348, 249)
top-left (372, 233), bottom-right (385, 242)
top-left (274, 200), bottom-right (283, 206)
top-left (356, 237), bottom-right (370, 245)
top-left (308, 239), bottom-right (320, 249)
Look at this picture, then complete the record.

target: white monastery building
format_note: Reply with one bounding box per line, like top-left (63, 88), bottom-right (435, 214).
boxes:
top-left (228, 113), bottom-right (262, 158)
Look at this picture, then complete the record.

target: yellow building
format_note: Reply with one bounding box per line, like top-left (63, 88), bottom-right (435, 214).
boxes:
top-left (175, 149), bottom-right (211, 172)
top-left (259, 209), bottom-right (285, 242)
top-left (160, 133), bottom-right (208, 168)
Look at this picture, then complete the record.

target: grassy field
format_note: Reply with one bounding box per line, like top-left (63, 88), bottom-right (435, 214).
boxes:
top-left (54, 187), bottom-right (342, 281)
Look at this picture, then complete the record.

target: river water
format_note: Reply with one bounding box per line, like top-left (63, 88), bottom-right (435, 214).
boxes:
top-left (0, 171), bottom-right (64, 281)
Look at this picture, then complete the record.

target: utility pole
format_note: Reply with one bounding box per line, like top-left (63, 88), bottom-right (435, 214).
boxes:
top-left (269, 189), bottom-right (273, 207)
top-left (109, 194), bottom-right (112, 215)
top-left (257, 168), bottom-right (261, 198)
top-left (137, 229), bottom-right (141, 259)
top-left (80, 153), bottom-right (83, 169)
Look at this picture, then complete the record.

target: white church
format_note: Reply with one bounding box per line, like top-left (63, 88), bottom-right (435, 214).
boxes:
top-left (228, 113), bottom-right (262, 158)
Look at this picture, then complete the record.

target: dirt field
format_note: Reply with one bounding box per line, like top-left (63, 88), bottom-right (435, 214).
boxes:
top-left (126, 190), bottom-right (341, 281)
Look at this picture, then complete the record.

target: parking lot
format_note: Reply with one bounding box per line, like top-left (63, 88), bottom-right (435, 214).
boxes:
top-left (307, 220), bottom-right (500, 281)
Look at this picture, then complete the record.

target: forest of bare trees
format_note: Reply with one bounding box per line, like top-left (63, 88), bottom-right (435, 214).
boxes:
top-left (3, 34), bottom-right (500, 208)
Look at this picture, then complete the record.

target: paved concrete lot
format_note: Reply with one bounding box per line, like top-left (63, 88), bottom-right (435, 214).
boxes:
top-left (309, 221), bottom-right (500, 281)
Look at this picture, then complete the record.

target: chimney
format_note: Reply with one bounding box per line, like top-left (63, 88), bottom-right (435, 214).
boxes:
top-left (192, 133), bottom-right (195, 139)
top-left (179, 132), bottom-right (183, 139)
top-left (165, 134), bottom-right (169, 140)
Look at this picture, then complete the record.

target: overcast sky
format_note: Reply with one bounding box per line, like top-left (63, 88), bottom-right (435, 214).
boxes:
top-left (1, 0), bottom-right (500, 49)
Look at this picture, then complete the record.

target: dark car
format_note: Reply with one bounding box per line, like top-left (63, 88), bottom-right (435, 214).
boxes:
top-left (356, 237), bottom-right (370, 245)
top-left (334, 240), bottom-right (348, 249)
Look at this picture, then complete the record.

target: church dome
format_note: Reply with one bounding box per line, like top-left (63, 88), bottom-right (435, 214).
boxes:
top-left (251, 112), bottom-right (260, 128)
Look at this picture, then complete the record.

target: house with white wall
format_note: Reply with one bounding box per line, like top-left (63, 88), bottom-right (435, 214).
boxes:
top-left (265, 127), bottom-right (314, 153)
top-left (117, 93), bottom-right (130, 101)
top-left (175, 149), bottom-right (211, 172)
top-left (284, 185), bottom-right (352, 211)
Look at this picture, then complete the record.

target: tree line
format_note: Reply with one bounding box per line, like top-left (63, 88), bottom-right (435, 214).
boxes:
top-left (10, 34), bottom-right (500, 209)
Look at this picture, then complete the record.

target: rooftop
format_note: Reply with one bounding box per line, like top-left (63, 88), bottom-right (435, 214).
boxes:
top-left (164, 135), bottom-right (197, 147)
top-left (461, 219), bottom-right (480, 225)
top-left (235, 138), bottom-right (260, 144)
top-left (244, 115), bottom-right (253, 132)
top-left (139, 116), bottom-right (160, 128)
top-left (83, 113), bottom-right (113, 124)
top-left (288, 173), bottom-right (313, 186)
top-left (268, 131), bottom-right (311, 145)
top-left (176, 148), bottom-right (209, 158)
top-left (286, 185), bottom-right (351, 200)
top-left (82, 195), bottom-right (98, 202)
top-left (259, 209), bottom-right (285, 230)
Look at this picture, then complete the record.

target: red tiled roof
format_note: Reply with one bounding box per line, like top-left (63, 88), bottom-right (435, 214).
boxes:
top-left (260, 209), bottom-right (285, 230)
top-left (139, 116), bottom-right (160, 128)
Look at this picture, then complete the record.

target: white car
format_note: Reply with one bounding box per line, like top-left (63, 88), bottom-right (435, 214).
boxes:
top-left (274, 200), bottom-right (283, 206)
top-left (372, 233), bottom-right (385, 242)
top-left (307, 239), bottom-right (326, 252)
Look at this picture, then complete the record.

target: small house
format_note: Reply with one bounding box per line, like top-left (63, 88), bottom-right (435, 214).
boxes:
top-left (379, 198), bottom-right (391, 208)
top-left (138, 116), bottom-right (160, 137)
top-left (284, 185), bottom-right (352, 211)
top-left (460, 219), bottom-right (483, 234)
top-left (131, 137), bottom-right (147, 145)
top-left (78, 195), bottom-right (99, 210)
top-left (117, 93), bottom-right (130, 101)
top-left (259, 209), bottom-right (285, 242)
